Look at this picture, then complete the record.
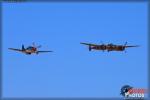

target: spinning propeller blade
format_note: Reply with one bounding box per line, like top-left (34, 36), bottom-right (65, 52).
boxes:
top-left (32, 42), bottom-right (41, 48)
top-left (37, 45), bottom-right (42, 48)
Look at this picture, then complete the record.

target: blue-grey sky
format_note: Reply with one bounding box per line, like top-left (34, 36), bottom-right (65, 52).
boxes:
top-left (2, 2), bottom-right (148, 98)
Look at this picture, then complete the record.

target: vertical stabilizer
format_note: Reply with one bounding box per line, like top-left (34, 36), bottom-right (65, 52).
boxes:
top-left (22, 45), bottom-right (25, 51)
top-left (89, 45), bottom-right (92, 51)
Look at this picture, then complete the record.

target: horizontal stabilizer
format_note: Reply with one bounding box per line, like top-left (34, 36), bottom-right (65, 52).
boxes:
top-left (8, 48), bottom-right (22, 52)
top-left (80, 42), bottom-right (98, 46)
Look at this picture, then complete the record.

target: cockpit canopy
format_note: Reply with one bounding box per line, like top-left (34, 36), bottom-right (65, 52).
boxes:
top-left (26, 46), bottom-right (33, 50)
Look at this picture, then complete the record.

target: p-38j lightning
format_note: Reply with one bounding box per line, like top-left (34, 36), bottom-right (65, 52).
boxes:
top-left (8, 43), bottom-right (53, 55)
top-left (80, 42), bottom-right (139, 52)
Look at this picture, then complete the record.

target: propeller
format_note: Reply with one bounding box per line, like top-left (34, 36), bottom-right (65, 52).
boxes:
top-left (32, 42), bottom-right (42, 48)
top-left (124, 50), bottom-right (127, 53)
top-left (100, 41), bottom-right (104, 45)
top-left (108, 43), bottom-right (113, 46)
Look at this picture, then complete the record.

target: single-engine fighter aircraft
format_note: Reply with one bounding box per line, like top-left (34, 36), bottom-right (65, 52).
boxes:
top-left (80, 42), bottom-right (139, 52)
top-left (8, 43), bottom-right (53, 55)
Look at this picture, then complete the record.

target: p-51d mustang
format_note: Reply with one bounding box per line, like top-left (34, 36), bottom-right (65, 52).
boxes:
top-left (80, 42), bottom-right (139, 52)
top-left (8, 43), bottom-right (53, 55)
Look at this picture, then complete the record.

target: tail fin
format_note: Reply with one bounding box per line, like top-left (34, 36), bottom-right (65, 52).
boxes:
top-left (22, 45), bottom-right (25, 51)
top-left (89, 45), bottom-right (92, 51)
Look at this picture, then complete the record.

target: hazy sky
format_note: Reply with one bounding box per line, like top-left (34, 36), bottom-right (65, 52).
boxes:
top-left (2, 2), bottom-right (148, 98)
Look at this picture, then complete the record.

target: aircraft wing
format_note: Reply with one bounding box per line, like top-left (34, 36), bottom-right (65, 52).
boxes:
top-left (125, 45), bottom-right (139, 48)
top-left (8, 48), bottom-right (22, 52)
top-left (37, 51), bottom-right (53, 53)
top-left (80, 42), bottom-right (99, 46)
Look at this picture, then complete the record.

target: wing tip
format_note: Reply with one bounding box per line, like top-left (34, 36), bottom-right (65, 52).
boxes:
top-left (80, 42), bottom-right (88, 45)
top-left (8, 48), bottom-right (13, 50)
top-left (80, 42), bottom-right (84, 44)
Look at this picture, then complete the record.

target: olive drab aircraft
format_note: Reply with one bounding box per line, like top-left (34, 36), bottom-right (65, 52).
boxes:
top-left (8, 43), bottom-right (53, 55)
top-left (80, 42), bottom-right (139, 52)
